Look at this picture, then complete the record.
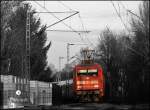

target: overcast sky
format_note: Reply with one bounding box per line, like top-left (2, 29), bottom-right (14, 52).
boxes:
top-left (27, 1), bottom-right (141, 70)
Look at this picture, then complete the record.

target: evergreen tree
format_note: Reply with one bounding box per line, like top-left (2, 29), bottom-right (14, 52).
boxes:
top-left (1, 2), bottom-right (52, 81)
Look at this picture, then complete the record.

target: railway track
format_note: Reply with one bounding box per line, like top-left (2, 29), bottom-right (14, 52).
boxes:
top-left (1, 103), bottom-right (149, 110)
top-left (58, 103), bottom-right (150, 110)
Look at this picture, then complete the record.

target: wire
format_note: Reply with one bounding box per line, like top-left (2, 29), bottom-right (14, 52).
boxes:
top-left (110, 1), bottom-right (131, 35)
top-left (35, 11), bottom-right (77, 13)
top-left (119, 1), bottom-right (127, 11)
top-left (117, 1), bottom-right (145, 35)
top-left (58, 1), bottom-right (75, 11)
top-left (46, 11), bottom-right (79, 29)
top-left (77, 14), bottom-right (89, 45)
top-left (111, 1), bottom-right (147, 58)
top-left (58, 2), bottom-right (91, 45)
top-left (118, 2), bottom-right (131, 28)
top-left (120, 1), bottom-right (146, 36)
top-left (118, 1), bottom-right (141, 21)
top-left (34, 1), bottom-right (89, 45)
top-left (33, 1), bottom-right (79, 34)
top-left (46, 29), bottom-right (90, 33)
top-left (57, 1), bottom-right (79, 46)
top-left (78, 13), bottom-right (96, 49)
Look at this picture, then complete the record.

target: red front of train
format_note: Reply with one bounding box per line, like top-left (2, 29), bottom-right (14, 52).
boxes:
top-left (73, 63), bottom-right (105, 102)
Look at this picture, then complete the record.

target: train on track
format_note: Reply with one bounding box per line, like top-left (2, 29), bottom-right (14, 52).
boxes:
top-left (59, 48), bottom-right (105, 103)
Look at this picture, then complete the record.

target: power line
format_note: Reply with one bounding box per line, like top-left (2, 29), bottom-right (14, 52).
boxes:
top-left (57, 2), bottom-right (90, 45)
top-left (35, 11), bottom-right (77, 13)
top-left (58, 2), bottom-right (96, 48)
top-left (46, 11), bottom-right (79, 29)
top-left (111, 1), bottom-right (147, 58)
top-left (78, 13), bottom-right (96, 49)
top-left (59, 1), bottom-right (89, 43)
top-left (110, 1), bottom-right (131, 35)
top-left (118, 1), bottom-right (142, 22)
top-left (33, 1), bottom-right (79, 33)
top-left (117, 1), bottom-right (146, 35)
top-left (46, 29), bottom-right (90, 33)
top-left (34, 1), bottom-right (88, 44)
top-left (118, 1), bottom-right (127, 11)
top-left (58, 1), bottom-right (75, 11)
top-left (117, 2), bottom-right (131, 29)
top-left (127, 10), bottom-right (142, 21)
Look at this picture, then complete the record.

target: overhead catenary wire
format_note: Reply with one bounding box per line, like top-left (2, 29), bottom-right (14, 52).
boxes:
top-left (118, 1), bottom-right (143, 25)
top-left (58, 1), bottom-right (87, 44)
top-left (115, 2), bottom-right (143, 35)
top-left (46, 29), bottom-right (90, 33)
top-left (58, 2), bottom-right (92, 45)
top-left (78, 13), bottom-right (96, 49)
top-left (117, 2), bottom-right (131, 29)
top-left (118, 1), bottom-right (148, 58)
top-left (110, 1), bottom-right (131, 35)
top-left (118, 1), bottom-right (138, 18)
top-left (34, 11), bottom-right (78, 13)
top-left (119, 1), bottom-right (147, 36)
top-left (34, 1), bottom-right (88, 44)
top-left (34, 1), bottom-right (79, 33)
top-left (58, 1), bottom-right (75, 11)
top-left (118, 1), bottom-right (127, 11)
top-left (46, 11), bottom-right (79, 29)
top-left (111, 1), bottom-right (147, 58)
top-left (58, 1), bottom-right (89, 43)
top-left (56, 1), bottom-right (97, 58)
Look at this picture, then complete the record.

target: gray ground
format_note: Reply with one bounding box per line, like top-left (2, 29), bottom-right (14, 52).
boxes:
top-left (4, 103), bottom-right (149, 110)
top-left (48, 103), bottom-right (150, 110)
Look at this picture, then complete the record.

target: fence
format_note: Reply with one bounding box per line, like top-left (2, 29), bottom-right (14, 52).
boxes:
top-left (30, 81), bottom-right (52, 106)
top-left (0, 75), bottom-right (52, 109)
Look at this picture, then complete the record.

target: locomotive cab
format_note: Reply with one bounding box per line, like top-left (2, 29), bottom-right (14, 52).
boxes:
top-left (73, 63), bottom-right (105, 102)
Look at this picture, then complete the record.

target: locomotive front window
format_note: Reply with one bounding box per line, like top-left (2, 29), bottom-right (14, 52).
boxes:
top-left (88, 69), bottom-right (98, 76)
top-left (79, 70), bottom-right (87, 73)
top-left (77, 69), bottom-right (87, 75)
top-left (77, 69), bottom-right (98, 76)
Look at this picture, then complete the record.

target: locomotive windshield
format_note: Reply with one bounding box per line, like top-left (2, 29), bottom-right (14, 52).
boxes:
top-left (77, 69), bottom-right (98, 76)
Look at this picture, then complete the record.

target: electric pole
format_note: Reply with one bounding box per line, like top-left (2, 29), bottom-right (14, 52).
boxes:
top-left (66, 43), bottom-right (74, 97)
top-left (58, 56), bottom-right (64, 82)
top-left (24, 3), bottom-right (31, 103)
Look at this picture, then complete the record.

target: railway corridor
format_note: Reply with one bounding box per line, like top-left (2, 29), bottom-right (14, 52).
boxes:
top-left (49, 103), bottom-right (150, 110)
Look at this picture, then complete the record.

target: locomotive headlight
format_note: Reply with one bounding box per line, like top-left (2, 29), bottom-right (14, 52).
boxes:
top-left (77, 86), bottom-right (81, 89)
top-left (82, 81), bottom-right (86, 84)
top-left (94, 85), bottom-right (99, 88)
top-left (77, 81), bottom-right (86, 84)
top-left (91, 80), bottom-right (98, 84)
top-left (77, 81), bottom-right (80, 84)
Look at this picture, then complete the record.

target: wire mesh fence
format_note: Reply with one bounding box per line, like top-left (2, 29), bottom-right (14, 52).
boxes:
top-left (0, 75), bottom-right (52, 109)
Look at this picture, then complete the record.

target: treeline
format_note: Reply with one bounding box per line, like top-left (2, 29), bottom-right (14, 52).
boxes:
top-left (57, 1), bottom-right (149, 103)
top-left (1, 1), bottom-right (53, 82)
top-left (95, 1), bottom-right (149, 103)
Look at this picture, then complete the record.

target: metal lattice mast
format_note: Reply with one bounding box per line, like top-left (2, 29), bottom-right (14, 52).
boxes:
top-left (25, 3), bottom-right (31, 102)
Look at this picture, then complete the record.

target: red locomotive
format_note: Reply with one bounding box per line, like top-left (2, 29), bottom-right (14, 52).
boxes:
top-left (73, 48), bottom-right (105, 102)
